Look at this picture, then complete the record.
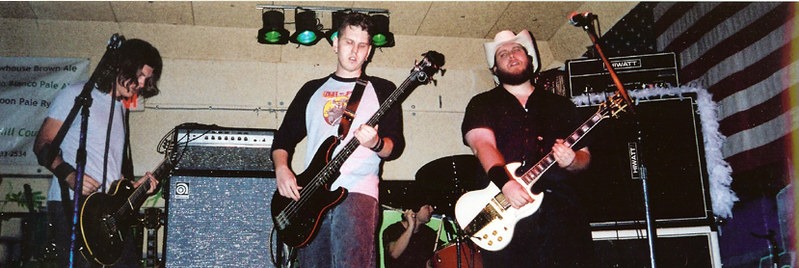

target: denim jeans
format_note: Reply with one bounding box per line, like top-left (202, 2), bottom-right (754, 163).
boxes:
top-left (298, 193), bottom-right (379, 268)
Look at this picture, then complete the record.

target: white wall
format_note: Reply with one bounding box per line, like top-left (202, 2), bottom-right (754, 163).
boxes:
top-left (1, 18), bottom-right (559, 182)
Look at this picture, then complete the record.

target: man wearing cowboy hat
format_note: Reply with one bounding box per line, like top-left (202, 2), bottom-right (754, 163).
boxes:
top-left (461, 30), bottom-right (595, 267)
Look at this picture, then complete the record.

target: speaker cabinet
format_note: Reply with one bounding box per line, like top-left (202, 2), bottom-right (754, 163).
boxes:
top-left (575, 94), bottom-right (713, 227)
top-left (592, 226), bottom-right (722, 267)
top-left (164, 175), bottom-right (277, 267)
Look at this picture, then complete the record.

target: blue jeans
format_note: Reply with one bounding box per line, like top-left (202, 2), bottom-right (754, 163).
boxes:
top-left (299, 193), bottom-right (379, 268)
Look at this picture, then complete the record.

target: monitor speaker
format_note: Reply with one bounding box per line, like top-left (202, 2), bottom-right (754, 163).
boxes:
top-left (163, 175), bottom-right (277, 267)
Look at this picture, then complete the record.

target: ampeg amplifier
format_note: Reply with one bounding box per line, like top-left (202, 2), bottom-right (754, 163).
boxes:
top-left (567, 52), bottom-right (679, 98)
top-left (171, 124), bottom-right (275, 176)
top-left (163, 175), bottom-right (277, 267)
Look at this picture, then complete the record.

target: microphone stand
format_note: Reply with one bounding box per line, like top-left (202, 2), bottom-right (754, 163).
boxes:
top-left (441, 215), bottom-right (463, 268)
top-left (576, 18), bottom-right (658, 267)
top-left (37, 34), bottom-right (124, 268)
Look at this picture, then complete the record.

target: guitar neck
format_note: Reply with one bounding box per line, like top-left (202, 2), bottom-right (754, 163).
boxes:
top-left (517, 111), bottom-right (607, 187)
top-left (126, 158), bottom-right (172, 210)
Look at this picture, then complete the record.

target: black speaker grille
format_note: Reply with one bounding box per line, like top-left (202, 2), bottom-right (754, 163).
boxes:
top-left (575, 94), bottom-right (712, 227)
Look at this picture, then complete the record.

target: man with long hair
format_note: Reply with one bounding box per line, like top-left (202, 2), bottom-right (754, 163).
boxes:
top-left (34, 38), bottom-right (162, 267)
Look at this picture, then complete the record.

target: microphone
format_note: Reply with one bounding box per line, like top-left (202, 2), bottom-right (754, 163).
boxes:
top-left (568, 11), bottom-right (596, 27)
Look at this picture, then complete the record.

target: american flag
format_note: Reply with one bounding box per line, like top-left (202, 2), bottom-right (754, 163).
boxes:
top-left (601, 2), bottom-right (797, 179)
top-left (652, 2), bottom-right (798, 178)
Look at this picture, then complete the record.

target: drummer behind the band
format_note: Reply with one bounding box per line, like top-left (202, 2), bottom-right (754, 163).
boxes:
top-left (382, 203), bottom-right (443, 268)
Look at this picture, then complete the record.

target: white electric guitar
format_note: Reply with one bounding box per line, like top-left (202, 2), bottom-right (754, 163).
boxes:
top-left (454, 92), bottom-right (629, 251)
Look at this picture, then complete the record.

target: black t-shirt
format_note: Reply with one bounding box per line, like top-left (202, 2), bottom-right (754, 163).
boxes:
top-left (461, 85), bottom-right (597, 267)
top-left (382, 222), bottom-right (439, 268)
top-left (461, 86), bottom-right (588, 188)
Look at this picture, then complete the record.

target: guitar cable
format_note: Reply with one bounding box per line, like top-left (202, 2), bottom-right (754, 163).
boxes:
top-left (269, 227), bottom-right (296, 268)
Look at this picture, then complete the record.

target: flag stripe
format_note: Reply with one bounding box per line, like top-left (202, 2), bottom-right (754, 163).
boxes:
top-left (723, 105), bottom-right (798, 158)
top-left (720, 88), bottom-right (794, 135)
top-left (680, 3), bottom-right (791, 83)
top-left (653, 2), bottom-right (693, 37)
top-left (710, 36), bottom-right (798, 102)
top-left (662, 2), bottom-right (750, 54)
top-left (724, 134), bottom-right (792, 174)
top-left (673, 2), bottom-right (783, 69)
top-left (656, 2), bottom-right (719, 52)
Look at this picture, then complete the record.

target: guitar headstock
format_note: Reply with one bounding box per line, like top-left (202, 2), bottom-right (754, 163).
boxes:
top-left (412, 50), bottom-right (446, 85)
top-left (107, 33), bottom-right (125, 50)
top-left (597, 91), bottom-right (630, 119)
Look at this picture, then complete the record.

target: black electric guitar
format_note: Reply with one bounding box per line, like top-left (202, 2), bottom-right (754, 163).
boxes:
top-left (78, 158), bottom-right (173, 266)
top-left (454, 92), bottom-right (629, 251)
top-left (271, 51), bottom-right (445, 248)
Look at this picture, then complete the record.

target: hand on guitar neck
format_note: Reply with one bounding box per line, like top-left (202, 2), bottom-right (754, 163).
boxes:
top-left (79, 159), bottom-right (169, 266)
top-left (131, 171), bottom-right (159, 195)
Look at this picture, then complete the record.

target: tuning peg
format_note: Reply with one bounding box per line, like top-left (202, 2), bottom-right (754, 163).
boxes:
top-left (439, 68), bottom-right (447, 76)
top-left (431, 78), bottom-right (438, 86)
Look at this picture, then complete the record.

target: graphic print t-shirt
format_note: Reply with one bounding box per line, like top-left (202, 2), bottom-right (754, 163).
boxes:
top-left (304, 76), bottom-right (381, 198)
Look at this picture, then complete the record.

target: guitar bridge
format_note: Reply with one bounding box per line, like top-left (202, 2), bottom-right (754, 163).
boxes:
top-left (464, 203), bottom-right (502, 235)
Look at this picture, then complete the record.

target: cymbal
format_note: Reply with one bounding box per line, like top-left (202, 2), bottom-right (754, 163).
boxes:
top-left (413, 154), bottom-right (487, 216)
top-left (415, 154), bottom-right (486, 191)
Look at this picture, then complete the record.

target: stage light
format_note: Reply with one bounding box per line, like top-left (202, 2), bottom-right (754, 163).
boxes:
top-left (258, 10), bottom-right (290, 44)
top-left (370, 14), bottom-right (394, 48)
top-left (290, 9), bottom-right (324, 46)
top-left (325, 10), bottom-right (349, 46)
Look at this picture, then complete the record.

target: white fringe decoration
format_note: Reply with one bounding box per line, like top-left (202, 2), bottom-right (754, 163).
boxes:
top-left (572, 86), bottom-right (738, 218)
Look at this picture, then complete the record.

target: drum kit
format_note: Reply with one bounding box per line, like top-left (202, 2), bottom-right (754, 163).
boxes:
top-left (382, 154), bottom-right (487, 268)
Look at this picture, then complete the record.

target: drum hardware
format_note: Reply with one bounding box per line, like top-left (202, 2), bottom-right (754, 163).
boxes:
top-left (431, 214), bottom-right (483, 268)
top-left (380, 154), bottom-right (485, 268)
top-left (143, 208), bottom-right (165, 268)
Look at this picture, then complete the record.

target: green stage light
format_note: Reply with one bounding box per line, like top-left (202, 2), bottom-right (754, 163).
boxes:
top-left (325, 10), bottom-right (349, 46)
top-left (290, 9), bottom-right (324, 46)
top-left (257, 10), bottom-right (289, 44)
top-left (370, 14), bottom-right (394, 48)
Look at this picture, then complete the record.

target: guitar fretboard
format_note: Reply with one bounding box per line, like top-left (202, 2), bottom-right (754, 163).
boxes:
top-left (518, 112), bottom-right (606, 186)
top-left (117, 158), bottom-right (172, 218)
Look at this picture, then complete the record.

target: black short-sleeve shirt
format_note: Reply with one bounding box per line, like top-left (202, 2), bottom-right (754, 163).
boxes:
top-left (461, 85), bottom-right (588, 186)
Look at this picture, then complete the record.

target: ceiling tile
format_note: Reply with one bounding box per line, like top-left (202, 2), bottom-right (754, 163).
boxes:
top-left (111, 1), bottom-right (194, 25)
top-left (490, 1), bottom-right (584, 40)
top-left (29, 1), bottom-right (115, 22)
top-left (0, 2), bottom-right (36, 19)
top-left (194, 1), bottom-right (264, 28)
top-left (417, 2), bottom-right (509, 38)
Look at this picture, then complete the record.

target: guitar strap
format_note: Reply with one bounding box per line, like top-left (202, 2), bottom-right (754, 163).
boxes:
top-left (337, 74), bottom-right (369, 139)
top-left (121, 109), bottom-right (134, 181)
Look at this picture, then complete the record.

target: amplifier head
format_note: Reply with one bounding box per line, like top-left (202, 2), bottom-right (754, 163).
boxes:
top-left (170, 125), bottom-right (275, 175)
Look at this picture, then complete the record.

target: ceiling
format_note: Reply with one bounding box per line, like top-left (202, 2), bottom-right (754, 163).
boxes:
top-left (0, 1), bottom-right (608, 41)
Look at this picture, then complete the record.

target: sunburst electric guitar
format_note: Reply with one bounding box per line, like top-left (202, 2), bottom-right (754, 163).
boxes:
top-left (454, 92), bottom-right (629, 251)
top-left (271, 51), bottom-right (446, 248)
top-left (79, 158), bottom-right (172, 266)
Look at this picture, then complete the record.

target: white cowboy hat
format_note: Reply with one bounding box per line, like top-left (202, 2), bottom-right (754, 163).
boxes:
top-left (483, 30), bottom-right (540, 73)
